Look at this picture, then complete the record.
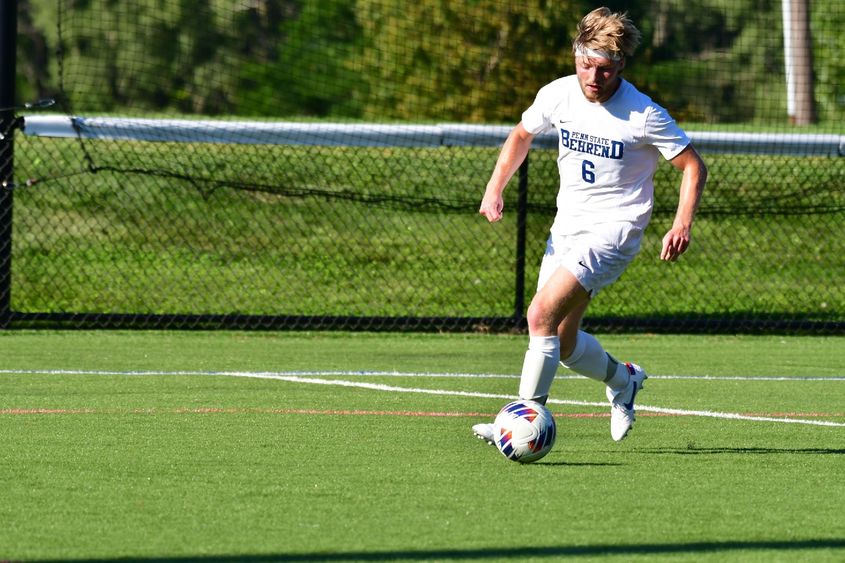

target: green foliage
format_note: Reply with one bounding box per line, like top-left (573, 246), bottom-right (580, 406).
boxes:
top-left (812, 0), bottom-right (845, 122)
top-left (626, 0), bottom-right (788, 123)
top-left (353, 0), bottom-right (587, 121)
top-left (236, 0), bottom-right (363, 117)
top-left (16, 0), bottom-right (845, 125)
top-left (15, 0), bottom-right (51, 103)
top-left (52, 0), bottom-right (231, 112)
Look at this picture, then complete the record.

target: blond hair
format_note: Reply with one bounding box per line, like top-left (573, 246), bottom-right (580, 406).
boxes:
top-left (572, 7), bottom-right (641, 60)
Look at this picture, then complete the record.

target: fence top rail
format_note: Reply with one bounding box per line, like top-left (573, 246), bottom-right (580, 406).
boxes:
top-left (20, 115), bottom-right (845, 157)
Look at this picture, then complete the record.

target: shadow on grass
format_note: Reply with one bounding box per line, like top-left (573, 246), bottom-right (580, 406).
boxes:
top-left (635, 446), bottom-right (845, 455)
top-left (537, 461), bottom-right (624, 467)
top-left (30, 539), bottom-right (845, 562)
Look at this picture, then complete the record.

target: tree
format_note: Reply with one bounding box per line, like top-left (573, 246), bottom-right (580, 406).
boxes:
top-left (15, 0), bottom-right (51, 104)
top-left (236, 0), bottom-right (362, 117)
top-left (354, 0), bottom-right (587, 122)
top-left (811, 0), bottom-right (845, 123)
top-left (15, 0), bottom-right (844, 125)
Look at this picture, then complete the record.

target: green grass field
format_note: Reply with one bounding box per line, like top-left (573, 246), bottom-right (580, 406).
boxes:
top-left (2, 331), bottom-right (844, 561)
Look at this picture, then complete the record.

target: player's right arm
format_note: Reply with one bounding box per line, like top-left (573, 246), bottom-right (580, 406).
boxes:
top-left (660, 144), bottom-right (707, 261)
top-left (479, 122), bottom-right (535, 223)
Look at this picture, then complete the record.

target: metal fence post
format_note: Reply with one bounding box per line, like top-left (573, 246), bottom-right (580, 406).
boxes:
top-left (0, 0), bottom-right (17, 328)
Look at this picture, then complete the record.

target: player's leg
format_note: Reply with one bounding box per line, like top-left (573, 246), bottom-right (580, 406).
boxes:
top-left (559, 324), bottom-right (647, 441)
top-left (560, 327), bottom-right (631, 389)
top-left (526, 254), bottom-right (632, 396)
top-left (474, 227), bottom-right (649, 444)
top-left (511, 264), bottom-right (648, 442)
top-left (556, 300), bottom-right (630, 396)
top-left (547, 229), bottom-right (648, 441)
top-left (472, 267), bottom-right (588, 445)
top-left (517, 265), bottom-right (591, 403)
top-left (552, 276), bottom-right (647, 442)
top-left (472, 264), bottom-right (587, 444)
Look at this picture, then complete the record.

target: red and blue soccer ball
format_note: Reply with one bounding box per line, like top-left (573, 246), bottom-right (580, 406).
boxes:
top-left (493, 400), bottom-right (557, 463)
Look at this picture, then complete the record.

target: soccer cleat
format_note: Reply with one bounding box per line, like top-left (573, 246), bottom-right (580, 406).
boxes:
top-left (606, 362), bottom-right (648, 442)
top-left (472, 422), bottom-right (496, 445)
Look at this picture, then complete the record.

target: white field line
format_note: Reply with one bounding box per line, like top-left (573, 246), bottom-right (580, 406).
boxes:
top-left (2, 368), bottom-right (845, 428)
top-left (2, 369), bottom-right (844, 381)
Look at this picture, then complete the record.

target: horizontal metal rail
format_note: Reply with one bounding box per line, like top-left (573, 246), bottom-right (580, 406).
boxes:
top-left (21, 115), bottom-right (844, 156)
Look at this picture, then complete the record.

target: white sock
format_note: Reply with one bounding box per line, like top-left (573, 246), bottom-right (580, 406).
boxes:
top-left (518, 335), bottom-right (560, 402)
top-left (560, 330), bottom-right (630, 391)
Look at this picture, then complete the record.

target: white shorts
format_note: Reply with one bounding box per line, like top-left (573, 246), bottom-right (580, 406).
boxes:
top-left (536, 223), bottom-right (644, 297)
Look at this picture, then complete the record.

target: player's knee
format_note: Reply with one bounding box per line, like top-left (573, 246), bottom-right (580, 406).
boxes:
top-left (526, 300), bottom-right (556, 334)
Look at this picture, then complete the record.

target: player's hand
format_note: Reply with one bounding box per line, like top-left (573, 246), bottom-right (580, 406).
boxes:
top-left (479, 192), bottom-right (504, 223)
top-left (660, 225), bottom-right (691, 261)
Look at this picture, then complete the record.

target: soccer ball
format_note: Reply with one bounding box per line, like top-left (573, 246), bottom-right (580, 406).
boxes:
top-left (493, 400), bottom-right (556, 463)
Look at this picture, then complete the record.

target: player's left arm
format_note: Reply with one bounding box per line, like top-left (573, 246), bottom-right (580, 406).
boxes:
top-left (661, 144), bottom-right (708, 261)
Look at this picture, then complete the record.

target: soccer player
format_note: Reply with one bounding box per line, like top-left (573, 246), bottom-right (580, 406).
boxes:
top-left (474, 7), bottom-right (707, 442)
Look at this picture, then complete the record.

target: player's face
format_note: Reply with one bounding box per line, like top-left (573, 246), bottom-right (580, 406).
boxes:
top-left (575, 56), bottom-right (624, 103)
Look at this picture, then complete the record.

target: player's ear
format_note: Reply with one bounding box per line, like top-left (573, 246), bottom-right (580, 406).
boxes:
top-left (618, 58), bottom-right (626, 72)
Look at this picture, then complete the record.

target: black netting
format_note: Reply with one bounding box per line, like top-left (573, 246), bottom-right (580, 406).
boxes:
top-left (2, 0), bottom-right (843, 332)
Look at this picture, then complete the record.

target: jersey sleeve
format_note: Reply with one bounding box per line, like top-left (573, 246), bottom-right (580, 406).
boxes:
top-left (646, 104), bottom-right (690, 160)
top-left (521, 83), bottom-right (555, 135)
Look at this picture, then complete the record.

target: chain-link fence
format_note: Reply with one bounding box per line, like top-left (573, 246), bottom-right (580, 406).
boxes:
top-left (2, 0), bottom-right (843, 333)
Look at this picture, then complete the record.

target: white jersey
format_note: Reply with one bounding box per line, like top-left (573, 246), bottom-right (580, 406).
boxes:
top-left (521, 76), bottom-right (690, 236)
